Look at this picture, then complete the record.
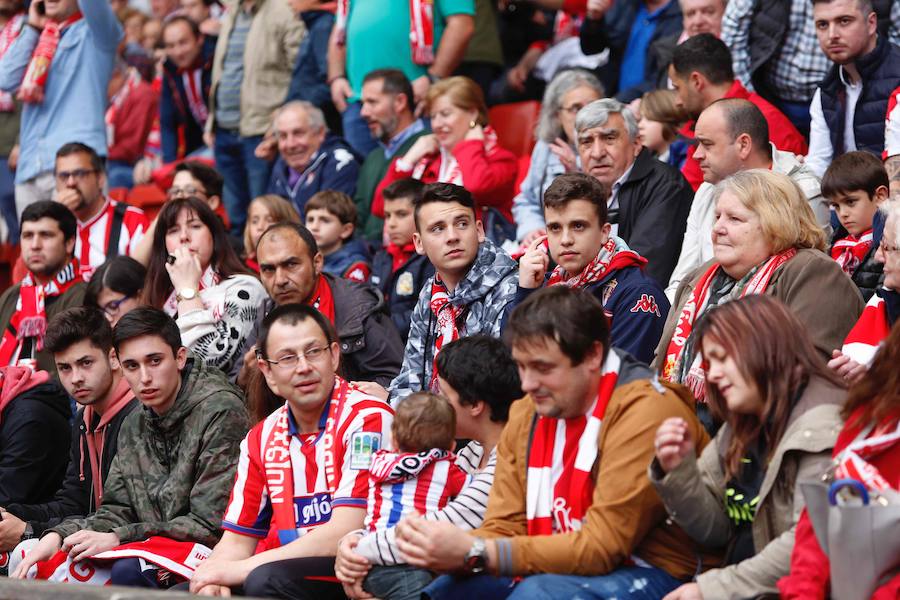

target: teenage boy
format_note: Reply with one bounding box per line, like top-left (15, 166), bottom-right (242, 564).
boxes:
top-left (1, 308), bottom-right (138, 560)
top-left (514, 173), bottom-right (669, 364)
top-left (388, 182), bottom-right (518, 403)
top-left (370, 178), bottom-right (435, 342)
top-left (305, 190), bottom-right (371, 283)
top-left (13, 307), bottom-right (250, 588)
top-left (822, 151), bottom-right (888, 301)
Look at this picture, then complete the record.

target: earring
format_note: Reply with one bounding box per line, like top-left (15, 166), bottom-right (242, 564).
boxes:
top-left (469, 120), bottom-right (477, 129)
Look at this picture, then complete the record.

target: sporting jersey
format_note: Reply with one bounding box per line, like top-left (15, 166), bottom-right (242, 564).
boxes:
top-left (75, 198), bottom-right (148, 281)
top-left (886, 85), bottom-right (900, 158)
top-left (222, 376), bottom-right (393, 550)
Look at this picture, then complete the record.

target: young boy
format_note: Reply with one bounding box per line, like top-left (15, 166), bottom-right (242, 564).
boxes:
top-left (370, 179), bottom-right (435, 341)
top-left (305, 190), bottom-right (371, 283)
top-left (822, 151), bottom-right (888, 301)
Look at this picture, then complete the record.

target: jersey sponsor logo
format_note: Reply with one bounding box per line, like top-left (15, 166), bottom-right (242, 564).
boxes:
top-left (630, 294), bottom-right (661, 316)
top-left (396, 271), bottom-right (415, 296)
top-left (294, 492), bottom-right (333, 527)
top-left (349, 431), bottom-right (382, 470)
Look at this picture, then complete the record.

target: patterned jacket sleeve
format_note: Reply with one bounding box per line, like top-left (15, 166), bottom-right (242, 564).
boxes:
top-left (721, 0), bottom-right (756, 92)
top-left (387, 282), bottom-right (432, 404)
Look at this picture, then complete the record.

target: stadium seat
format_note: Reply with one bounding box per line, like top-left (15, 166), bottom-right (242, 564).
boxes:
top-left (126, 184), bottom-right (167, 222)
top-left (489, 101), bottom-right (540, 157)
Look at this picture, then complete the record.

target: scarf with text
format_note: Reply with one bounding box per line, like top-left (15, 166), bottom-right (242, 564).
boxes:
top-left (429, 275), bottom-right (462, 392)
top-left (414, 126), bottom-right (500, 185)
top-left (841, 290), bottom-right (891, 366)
top-left (0, 13), bottom-right (25, 112)
top-left (386, 242), bottom-right (416, 273)
top-left (105, 68), bottom-right (144, 148)
top-left (662, 249), bottom-right (796, 401)
top-left (163, 265), bottom-right (220, 316)
top-left (0, 260), bottom-right (82, 367)
top-left (18, 12), bottom-right (83, 104)
top-left (526, 350), bottom-right (621, 535)
top-left (307, 274), bottom-right (336, 325)
top-left (831, 229), bottom-right (873, 277)
top-left (546, 236), bottom-right (645, 288)
top-left (335, 0), bottom-right (434, 65)
top-left (835, 419), bottom-right (900, 492)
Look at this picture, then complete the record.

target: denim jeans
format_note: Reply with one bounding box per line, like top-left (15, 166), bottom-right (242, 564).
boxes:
top-left (214, 127), bottom-right (272, 235)
top-left (0, 155), bottom-right (17, 243)
top-left (424, 566), bottom-right (683, 600)
top-left (363, 564), bottom-right (435, 600)
top-left (341, 101), bottom-right (378, 157)
top-left (106, 159), bottom-right (135, 190)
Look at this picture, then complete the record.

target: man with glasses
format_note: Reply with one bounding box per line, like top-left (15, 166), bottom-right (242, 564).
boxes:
top-left (54, 142), bottom-right (148, 281)
top-left (189, 303), bottom-right (393, 598)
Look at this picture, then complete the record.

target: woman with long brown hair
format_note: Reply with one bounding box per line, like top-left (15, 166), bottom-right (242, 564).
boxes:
top-left (649, 295), bottom-right (845, 600)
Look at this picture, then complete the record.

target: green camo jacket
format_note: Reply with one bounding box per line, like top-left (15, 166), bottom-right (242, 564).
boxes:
top-left (50, 358), bottom-right (250, 548)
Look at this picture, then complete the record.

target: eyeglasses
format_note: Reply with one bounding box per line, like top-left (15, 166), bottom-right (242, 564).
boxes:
top-left (101, 295), bottom-right (132, 316)
top-left (167, 186), bottom-right (206, 199)
top-left (560, 103), bottom-right (587, 116)
top-left (260, 346), bottom-right (329, 371)
top-left (55, 169), bottom-right (97, 183)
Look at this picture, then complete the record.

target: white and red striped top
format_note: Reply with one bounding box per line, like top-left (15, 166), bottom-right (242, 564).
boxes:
top-left (76, 198), bottom-right (148, 281)
top-left (886, 85), bottom-right (900, 159)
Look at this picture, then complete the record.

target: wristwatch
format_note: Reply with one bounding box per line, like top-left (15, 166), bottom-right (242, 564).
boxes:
top-left (176, 288), bottom-right (198, 302)
top-left (463, 537), bottom-right (487, 574)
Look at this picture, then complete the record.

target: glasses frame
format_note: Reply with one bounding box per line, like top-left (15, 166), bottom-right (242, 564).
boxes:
top-left (259, 345), bottom-right (331, 371)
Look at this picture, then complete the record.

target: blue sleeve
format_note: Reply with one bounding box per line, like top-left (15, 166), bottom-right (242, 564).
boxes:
top-left (606, 278), bottom-right (670, 365)
top-left (80, 0), bottom-right (124, 52)
top-left (307, 20), bottom-right (332, 108)
top-left (322, 151), bottom-right (361, 197)
top-left (501, 284), bottom-right (538, 331)
top-left (0, 26), bottom-right (38, 93)
top-left (160, 77), bottom-right (179, 163)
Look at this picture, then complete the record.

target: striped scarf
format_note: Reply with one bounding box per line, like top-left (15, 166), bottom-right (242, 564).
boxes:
top-left (841, 290), bottom-right (891, 367)
top-left (546, 236), bottom-right (645, 288)
top-left (526, 350), bottom-right (621, 535)
top-left (836, 420), bottom-right (900, 493)
top-left (0, 13), bottom-right (24, 112)
top-left (335, 0), bottom-right (434, 65)
top-left (830, 229), bottom-right (873, 277)
top-left (429, 276), bottom-right (461, 392)
top-left (17, 11), bottom-right (83, 104)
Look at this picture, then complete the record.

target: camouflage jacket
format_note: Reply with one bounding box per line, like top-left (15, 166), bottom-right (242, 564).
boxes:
top-left (51, 358), bottom-right (250, 547)
top-left (387, 239), bottom-right (518, 404)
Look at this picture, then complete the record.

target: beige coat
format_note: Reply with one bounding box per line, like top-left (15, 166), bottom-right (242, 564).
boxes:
top-left (649, 376), bottom-right (845, 599)
top-left (207, 0), bottom-right (305, 137)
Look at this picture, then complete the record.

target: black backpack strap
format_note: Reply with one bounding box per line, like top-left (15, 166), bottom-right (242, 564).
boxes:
top-left (105, 201), bottom-right (128, 258)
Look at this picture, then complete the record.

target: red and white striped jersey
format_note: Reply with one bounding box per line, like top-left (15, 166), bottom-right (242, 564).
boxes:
top-left (222, 382), bottom-right (393, 550)
top-left (76, 199), bottom-right (148, 281)
top-left (886, 86), bottom-right (900, 158)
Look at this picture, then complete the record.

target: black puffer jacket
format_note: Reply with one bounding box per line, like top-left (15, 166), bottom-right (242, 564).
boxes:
top-left (830, 226), bottom-right (884, 302)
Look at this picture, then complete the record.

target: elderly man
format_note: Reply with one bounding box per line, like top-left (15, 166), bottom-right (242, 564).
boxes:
top-left (666, 98), bottom-right (826, 299)
top-left (575, 98), bottom-right (694, 287)
top-left (267, 101), bottom-right (360, 219)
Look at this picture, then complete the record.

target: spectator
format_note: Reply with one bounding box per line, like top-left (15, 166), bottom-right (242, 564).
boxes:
top-left (637, 89), bottom-right (690, 168)
top-left (657, 170), bottom-right (863, 431)
top-left (105, 61), bottom-right (158, 190)
top-left (575, 98), bottom-right (693, 287)
top-left (54, 143), bottom-right (148, 281)
top-left (120, 8), bottom-right (146, 47)
top-left (305, 190), bottom-right (371, 283)
top-left (0, 0), bottom-right (122, 216)
top-left (142, 197), bottom-right (268, 373)
top-left (393, 287), bottom-right (717, 599)
top-left (651, 295), bottom-right (845, 600)
top-left (243, 194), bottom-right (301, 272)
top-left (335, 334), bottom-right (520, 600)
top-left (326, 0), bottom-right (474, 157)
top-left (669, 33), bottom-right (808, 191)
top-left (1, 308), bottom-right (137, 560)
top-left (355, 68), bottom-right (429, 241)
top-left (0, 365), bottom-right (70, 510)
top-left (84, 256), bottom-right (146, 326)
top-left (823, 151), bottom-right (888, 301)
top-left (779, 319), bottom-right (900, 600)
top-left (231, 222), bottom-right (404, 388)
top-left (513, 172), bottom-right (669, 364)
top-left (370, 178), bottom-right (435, 342)
top-left (207, 0), bottom-right (303, 235)
top-left (0, 0), bottom-right (24, 244)
top-left (150, 0), bottom-right (179, 19)
top-left (187, 303), bottom-right (394, 597)
top-left (285, 0), bottom-right (336, 130)
top-left (665, 99), bottom-right (825, 300)
top-left (181, 0), bottom-right (222, 37)
top-left (512, 68), bottom-right (604, 244)
top-left (579, 0), bottom-right (683, 101)
top-left (0, 202), bottom-right (86, 374)
top-left (387, 183), bottom-right (518, 402)
top-left (12, 307), bottom-right (250, 588)
top-left (160, 16), bottom-right (215, 164)
top-left (374, 77), bottom-right (518, 242)
top-left (267, 101), bottom-right (360, 219)
top-left (805, 0), bottom-right (900, 178)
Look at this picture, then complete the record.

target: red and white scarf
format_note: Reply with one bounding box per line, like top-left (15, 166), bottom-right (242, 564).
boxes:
top-left (831, 229), bottom-right (873, 277)
top-left (0, 260), bottom-right (82, 367)
top-left (526, 350), bottom-right (621, 535)
top-left (414, 126), bottom-right (500, 185)
top-left (307, 274), bottom-right (336, 325)
top-left (661, 249), bottom-right (796, 401)
top-left (841, 291), bottom-right (891, 367)
top-left (105, 68), bottom-right (143, 149)
top-left (546, 237), bottom-right (645, 288)
top-left (163, 265), bottom-right (220, 316)
top-left (335, 0), bottom-right (434, 65)
top-left (429, 275), bottom-right (462, 392)
top-left (0, 13), bottom-right (25, 112)
top-left (18, 11), bottom-right (83, 104)
top-left (180, 67), bottom-right (208, 128)
top-left (835, 419), bottom-right (900, 493)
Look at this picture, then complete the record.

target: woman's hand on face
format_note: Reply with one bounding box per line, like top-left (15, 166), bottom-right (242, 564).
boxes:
top-left (549, 137), bottom-right (579, 173)
top-left (654, 417), bottom-right (694, 473)
top-left (403, 134), bottom-right (439, 165)
top-left (165, 246), bottom-right (203, 292)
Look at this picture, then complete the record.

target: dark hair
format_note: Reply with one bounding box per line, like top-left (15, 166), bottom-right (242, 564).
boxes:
top-left (362, 68), bottom-right (415, 115)
top-left (112, 306), bottom-right (183, 355)
top-left (143, 197), bottom-right (251, 309)
top-left (505, 287), bottom-right (610, 365)
top-left (672, 33), bottom-right (734, 85)
top-left (45, 307), bottom-right (113, 354)
top-left (821, 150), bottom-right (889, 200)
top-left (414, 182), bottom-right (476, 230)
top-left (811, 0), bottom-right (874, 14)
top-left (257, 221), bottom-right (319, 259)
top-left (694, 295), bottom-right (844, 477)
top-left (162, 14), bottom-right (200, 38)
top-left (383, 178), bottom-right (425, 204)
top-left (842, 321), bottom-right (900, 426)
top-left (173, 161), bottom-right (224, 198)
top-left (305, 190), bottom-right (357, 226)
top-left (393, 392), bottom-right (457, 452)
top-left (21, 201), bottom-right (77, 242)
top-left (542, 172), bottom-right (609, 224)
top-left (709, 98), bottom-right (770, 155)
top-left (86, 256), bottom-right (147, 308)
top-left (56, 142), bottom-right (104, 174)
top-left (436, 335), bottom-right (521, 423)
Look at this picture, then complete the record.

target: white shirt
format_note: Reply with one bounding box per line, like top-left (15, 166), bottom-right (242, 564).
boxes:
top-left (806, 69), bottom-right (864, 177)
top-left (886, 86), bottom-right (900, 157)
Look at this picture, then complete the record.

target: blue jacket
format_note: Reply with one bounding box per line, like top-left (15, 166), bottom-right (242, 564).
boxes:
top-left (0, 0), bottom-right (122, 182)
top-left (323, 238), bottom-right (371, 282)
top-left (268, 133), bottom-right (361, 218)
top-left (286, 10), bottom-right (332, 109)
top-left (160, 36), bottom-right (216, 163)
top-left (370, 250), bottom-right (435, 342)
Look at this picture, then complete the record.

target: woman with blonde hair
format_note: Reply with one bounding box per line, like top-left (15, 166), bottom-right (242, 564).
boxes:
top-left (638, 89), bottom-right (689, 168)
top-left (243, 194), bottom-right (301, 272)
